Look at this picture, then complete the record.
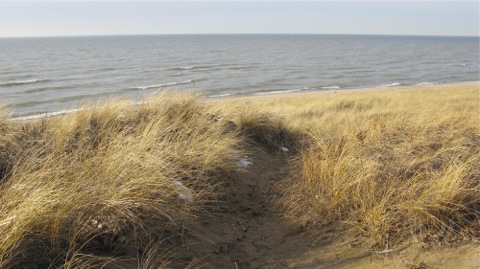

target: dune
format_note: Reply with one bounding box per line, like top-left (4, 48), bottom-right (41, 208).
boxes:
top-left (0, 82), bottom-right (478, 268)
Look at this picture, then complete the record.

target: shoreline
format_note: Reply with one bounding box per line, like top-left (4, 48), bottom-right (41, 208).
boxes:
top-left (208, 80), bottom-right (479, 101)
top-left (11, 81), bottom-right (480, 121)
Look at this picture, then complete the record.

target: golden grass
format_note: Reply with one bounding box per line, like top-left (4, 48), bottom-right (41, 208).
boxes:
top-left (0, 92), bottom-right (240, 268)
top-left (225, 84), bottom-right (480, 247)
top-left (0, 83), bottom-right (478, 267)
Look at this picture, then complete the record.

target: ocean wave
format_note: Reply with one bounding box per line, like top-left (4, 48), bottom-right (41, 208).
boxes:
top-left (170, 73), bottom-right (184, 77)
top-left (0, 79), bottom-right (50, 87)
top-left (448, 63), bottom-right (473, 67)
top-left (320, 86), bottom-right (341, 90)
top-left (167, 65), bottom-right (216, 71)
top-left (22, 86), bottom-right (66, 94)
top-left (133, 80), bottom-right (192, 90)
top-left (84, 67), bottom-right (118, 74)
top-left (423, 61), bottom-right (476, 67)
top-left (227, 65), bottom-right (258, 71)
top-left (423, 60), bottom-right (451, 64)
top-left (253, 89), bottom-right (303, 96)
top-left (299, 86), bottom-right (341, 91)
top-left (251, 86), bottom-right (341, 96)
top-left (414, 82), bottom-right (436, 86)
top-left (166, 67), bottom-right (193, 71)
top-left (13, 92), bottom-right (116, 109)
top-left (381, 82), bottom-right (401, 87)
top-left (13, 109), bottom-right (79, 121)
top-left (208, 93), bottom-right (234, 98)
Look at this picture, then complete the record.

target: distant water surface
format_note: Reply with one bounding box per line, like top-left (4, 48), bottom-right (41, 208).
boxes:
top-left (0, 34), bottom-right (478, 117)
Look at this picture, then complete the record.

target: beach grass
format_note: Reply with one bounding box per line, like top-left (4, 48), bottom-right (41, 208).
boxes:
top-left (223, 83), bottom-right (480, 247)
top-left (0, 92), bottom-right (240, 268)
top-left (0, 83), bottom-right (478, 267)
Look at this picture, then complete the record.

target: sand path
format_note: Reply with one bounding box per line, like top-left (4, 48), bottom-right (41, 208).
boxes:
top-left (173, 143), bottom-right (315, 268)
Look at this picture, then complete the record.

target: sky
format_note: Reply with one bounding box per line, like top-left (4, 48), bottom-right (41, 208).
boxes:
top-left (0, 1), bottom-right (478, 37)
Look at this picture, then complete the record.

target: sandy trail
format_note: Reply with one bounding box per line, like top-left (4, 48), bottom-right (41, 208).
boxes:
top-left (173, 143), bottom-right (315, 268)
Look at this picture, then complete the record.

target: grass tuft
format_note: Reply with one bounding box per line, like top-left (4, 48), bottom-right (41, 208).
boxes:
top-left (0, 92), bottom-right (239, 268)
top-left (273, 87), bottom-right (480, 247)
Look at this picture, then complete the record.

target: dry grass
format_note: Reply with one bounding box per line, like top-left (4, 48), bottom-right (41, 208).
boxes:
top-left (0, 92), bottom-right (240, 268)
top-left (226, 106), bottom-right (299, 151)
top-left (229, 85), bottom-right (479, 247)
top-left (0, 84), bottom-right (479, 268)
top-left (0, 106), bottom-right (22, 182)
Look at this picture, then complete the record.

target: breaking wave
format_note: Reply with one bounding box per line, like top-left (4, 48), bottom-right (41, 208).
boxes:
top-left (0, 79), bottom-right (50, 87)
top-left (132, 80), bottom-right (192, 90)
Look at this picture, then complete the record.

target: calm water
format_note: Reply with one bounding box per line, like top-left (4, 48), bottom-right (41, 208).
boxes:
top-left (0, 34), bottom-right (478, 117)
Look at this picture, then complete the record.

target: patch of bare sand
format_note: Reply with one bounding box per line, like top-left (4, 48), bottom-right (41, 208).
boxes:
top-left (173, 143), bottom-right (309, 268)
top-left (287, 242), bottom-right (479, 269)
top-left (171, 142), bottom-right (479, 269)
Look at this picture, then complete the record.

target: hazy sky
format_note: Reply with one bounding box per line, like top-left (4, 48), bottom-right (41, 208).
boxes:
top-left (0, 1), bottom-right (478, 37)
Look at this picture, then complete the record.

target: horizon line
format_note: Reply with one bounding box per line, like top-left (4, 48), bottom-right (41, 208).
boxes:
top-left (1, 33), bottom-right (479, 39)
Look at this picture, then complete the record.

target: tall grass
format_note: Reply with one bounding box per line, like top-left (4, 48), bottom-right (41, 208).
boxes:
top-left (226, 106), bottom-right (298, 150)
top-left (0, 84), bottom-right (478, 267)
top-left (0, 92), bottom-right (239, 268)
top-left (0, 106), bottom-right (21, 182)
top-left (267, 87), bottom-right (480, 247)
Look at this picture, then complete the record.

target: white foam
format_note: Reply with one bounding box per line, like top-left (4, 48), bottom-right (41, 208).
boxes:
top-left (320, 86), bottom-right (340, 90)
top-left (381, 82), bottom-right (401, 87)
top-left (1, 79), bottom-right (41, 87)
top-left (449, 63), bottom-right (469, 66)
top-left (208, 93), bottom-right (234, 98)
top-left (12, 109), bottom-right (79, 121)
top-left (414, 82), bottom-right (436, 86)
top-left (135, 80), bottom-right (192, 90)
top-left (16, 79), bottom-right (38, 84)
top-left (253, 89), bottom-right (302, 96)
